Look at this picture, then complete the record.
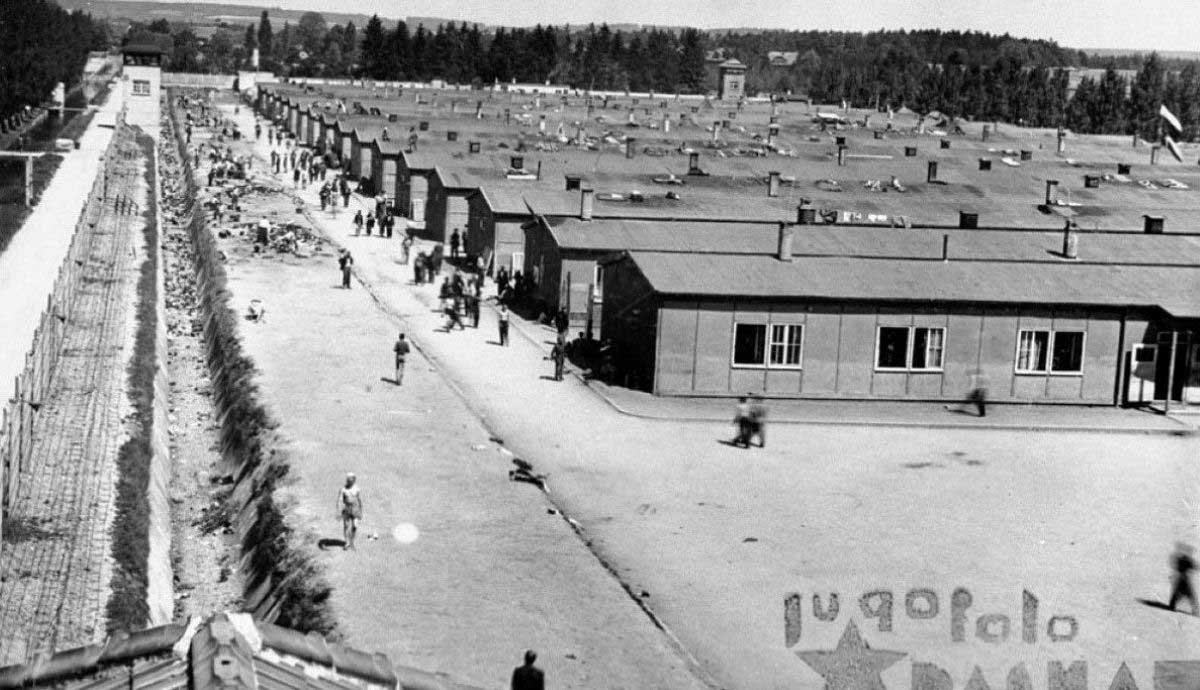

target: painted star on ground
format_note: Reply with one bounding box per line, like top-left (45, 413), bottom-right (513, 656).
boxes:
top-left (796, 620), bottom-right (907, 690)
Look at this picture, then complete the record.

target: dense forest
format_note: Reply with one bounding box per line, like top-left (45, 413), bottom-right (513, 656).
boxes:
top-left (0, 0), bottom-right (109, 120)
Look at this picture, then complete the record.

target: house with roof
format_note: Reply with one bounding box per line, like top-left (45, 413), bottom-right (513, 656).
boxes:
top-left (0, 612), bottom-right (485, 690)
top-left (598, 224), bottom-right (1200, 404)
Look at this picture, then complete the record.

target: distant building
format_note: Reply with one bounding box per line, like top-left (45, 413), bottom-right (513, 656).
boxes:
top-left (120, 43), bottom-right (165, 131)
top-left (717, 59), bottom-right (747, 101)
top-left (766, 51), bottom-right (799, 67)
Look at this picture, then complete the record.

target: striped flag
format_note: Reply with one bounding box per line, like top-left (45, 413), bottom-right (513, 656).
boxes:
top-left (1165, 134), bottom-right (1184, 163)
top-left (1160, 104), bottom-right (1183, 133)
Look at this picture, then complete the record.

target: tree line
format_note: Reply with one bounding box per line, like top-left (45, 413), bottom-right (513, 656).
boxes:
top-left (0, 0), bottom-right (108, 121)
top-left (136, 12), bottom-right (1200, 141)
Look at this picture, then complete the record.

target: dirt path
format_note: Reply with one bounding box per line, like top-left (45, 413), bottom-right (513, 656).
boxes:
top-left (173, 92), bottom-right (714, 690)
top-left (157, 111), bottom-right (243, 618)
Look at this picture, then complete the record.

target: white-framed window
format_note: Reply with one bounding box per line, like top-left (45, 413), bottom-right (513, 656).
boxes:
top-left (875, 326), bottom-right (945, 371)
top-left (1016, 329), bottom-right (1084, 374)
top-left (769, 324), bottom-right (803, 367)
top-left (732, 322), bottom-right (804, 368)
top-left (131, 79), bottom-right (151, 96)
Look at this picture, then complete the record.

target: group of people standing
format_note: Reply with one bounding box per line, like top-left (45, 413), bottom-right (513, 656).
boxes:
top-left (351, 208), bottom-right (398, 237)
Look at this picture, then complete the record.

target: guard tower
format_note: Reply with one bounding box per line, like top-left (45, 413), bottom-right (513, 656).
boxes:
top-left (717, 59), bottom-right (747, 101)
top-left (121, 43), bottom-right (165, 132)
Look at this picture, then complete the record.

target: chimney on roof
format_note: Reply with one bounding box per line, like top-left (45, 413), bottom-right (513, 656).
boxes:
top-left (767, 123), bottom-right (780, 147)
top-left (625, 138), bottom-right (636, 159)
top-left (476, 100), bottom-right (483, 118)
top-left (1044, 179), bottom-right (1058, 205)
top-left (926, 161), bottom-right (939, 183)
top-left (468, 141), bottom-right (480, 154)
top-left (837, 145), bottom-right (847, 166)
top-left (1150, 145), bottom-right (1160, 165)
top-left (565, 174), bottom-right (581, 191)
top-left (1056, 128), bottom-right (1066, 154)
top-left (1143, 215), bottom-right (1164, 234)
top-left (777, 222), bottom-right (795, 262)
top-left (982, 125), bottom-right (990, 142)
top-left (536, 160), bottom-right (542, 181)
top-left (1062, 220), bottom-right (1078, 259)
top-left (511, 155), bottom-right (524, 171)
top-left (687, 152), bottom-right (701, 175)
top-left (662, 113), bottom-right (671, 133)
top-left (797, 201), bottom-right (816, 225)
top-left (580, 188), bottom-right (594, 221)
top-left (711, 121), bottom-right (721, 143)
top-left (941, 234), bottom-right (949, 261)
top-left (767, 171), bottom-right (781, 197)
top-left (447, 131), bottom-right (458, 142)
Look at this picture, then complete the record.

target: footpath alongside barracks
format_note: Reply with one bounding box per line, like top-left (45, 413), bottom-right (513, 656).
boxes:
top-left (0, 89), bottom-right (123, 392)
top-left (0, 126), bottom-right (153, 666)
top-left (197, 96), bottom-right (711, 690)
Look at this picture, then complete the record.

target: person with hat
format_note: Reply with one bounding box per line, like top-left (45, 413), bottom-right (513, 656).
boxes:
top-left (337, 473), bottom-right (363, 550)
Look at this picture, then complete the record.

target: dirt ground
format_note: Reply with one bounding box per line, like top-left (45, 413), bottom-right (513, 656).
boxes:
top-left (199, 97), bottom-right (1200, 690)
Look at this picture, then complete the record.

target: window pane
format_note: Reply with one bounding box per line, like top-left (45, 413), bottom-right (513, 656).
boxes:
top-left (915, 327), bottom-right (945, 369)
top-left (768, 324), bottom-right (803, 366)
top-left (912, 328), bottom-right (928, 368)
top-left (786, 325), bottom-right (803, 365)
top-left (1017, 330), bottom-right (1049, 371)
top-left (1051, 331), bottom-right (1084, 372)
top-left (877, 327), bottom-right (909, 368)
top-left (734, 324), bottom-right (766, 365)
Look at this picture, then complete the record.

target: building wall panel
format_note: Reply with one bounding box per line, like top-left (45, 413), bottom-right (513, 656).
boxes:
top-left (656, 302), bottom-right (698, 394)
top-left (1083, 315), bottom-right (1122, 403)
top-left (693, 305), bottom-right (734, 392)
top-left (944, 312), bottom-right (983, 399)
top-left (978, 310), bottom-right (1019, 400)
top-left (801, 308), bottom-right (840, 395)
top-left (835, 309), bottom-right (875, 395)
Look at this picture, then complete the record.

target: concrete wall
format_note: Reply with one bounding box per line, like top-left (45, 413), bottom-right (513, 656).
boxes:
top-left (648, 300), bottom-right (1135, 401)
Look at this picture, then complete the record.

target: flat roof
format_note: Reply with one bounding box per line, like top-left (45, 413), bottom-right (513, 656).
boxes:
top-left (551, 219), bottom-right (1200, 266)
top-left (618, 250), bottom-right (1200, 316)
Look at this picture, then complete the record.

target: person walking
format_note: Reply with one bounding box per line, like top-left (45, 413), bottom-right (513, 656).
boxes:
top-left (551, 337), bottom-right (566, 381)
top-left (498, 305), bottom-right (511, 346)
top-left (731, 397), bottom-right (752, 448)
top-left (749, 395), bottom-right (767, 448)
top-left (449, 228), bottom-right (461, 260)
top-left (948, 370), bottom-right (989, 417)
top-left (1169, 543), bottom-right (1198, 615)
top-left (338, 249), bottom-right (353, 289)
top-left (384, 211), bottom-right (395, 238)
top-left (401, 234), bottom-right (413, 264)
top-left (393, 333), bottom-right (411, 385)
top-left (353, 209), bottom-right (364, 236)
top-left (365, 212), bottom-right (376, 236)
top-left (341, 177), bottom-right (351, 207)
top-left (337, 473), bottom-right (363, 551)
top-left (510, 650), bottom-right (544, 690)
top-left (467, 293), bottom-right (481, 328)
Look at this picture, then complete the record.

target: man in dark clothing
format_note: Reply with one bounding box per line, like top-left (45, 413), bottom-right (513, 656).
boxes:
top-left (1169, 543), bottom-right (1198, 615)
top-left (392, 333), bottom-right (410, 385)
top-left (551, 338), bottom-right (566, 381)
top-left (511, 650), bottom-right (544, 690)
top-left (338, 250), bottom-right (353, 289)
top-left (467, 293), bottom-right (481, 328)
top-left (449, 229), bottom-right (461, 260)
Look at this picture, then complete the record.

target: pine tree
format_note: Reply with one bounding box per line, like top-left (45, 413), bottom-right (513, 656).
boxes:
top-left (361, 14), bottom-right (386, 79)
top-left (256, 11), bottom-right (272, 67)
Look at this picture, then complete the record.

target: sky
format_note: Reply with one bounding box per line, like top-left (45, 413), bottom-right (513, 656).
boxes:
top-left (137, 0), bottom-right (1200, 52)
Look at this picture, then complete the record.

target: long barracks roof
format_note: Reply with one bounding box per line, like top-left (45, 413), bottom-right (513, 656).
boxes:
top-left (616, 250), bottom-right (1200, 317)
top-left (549, 219), bottom-right (1200, 265)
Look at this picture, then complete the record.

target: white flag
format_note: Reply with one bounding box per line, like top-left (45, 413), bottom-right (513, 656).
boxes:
top-left (1160, 104), bottom-right (1183, 133)
top-left (1165, 134), bottom-right (1184, 163)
